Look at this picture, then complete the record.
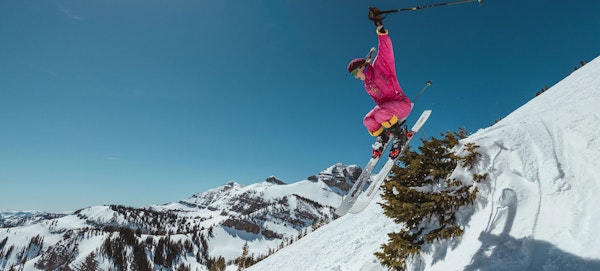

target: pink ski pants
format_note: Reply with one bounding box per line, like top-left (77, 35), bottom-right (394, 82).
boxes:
top-left (363, 99), bottom-right (412, 136)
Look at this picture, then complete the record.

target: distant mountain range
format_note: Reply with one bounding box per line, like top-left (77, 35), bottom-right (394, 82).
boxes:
top-left (0, 211), bottom-right (67, 228)
top-left (0, 163), bottom-right (361, 270)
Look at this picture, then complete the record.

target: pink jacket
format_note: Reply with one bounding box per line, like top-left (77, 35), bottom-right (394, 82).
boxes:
top-left (362, 30), bottom-right (409, 105)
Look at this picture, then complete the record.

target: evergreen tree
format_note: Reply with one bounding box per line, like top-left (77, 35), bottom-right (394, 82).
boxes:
top-left (209, 256), bottom-right (226, 271)
top-left (375, 129), bottom-right (484, 271)
top-left (536, 85), bottom-right (549, 96)
top-left (237, 242), bottom-right (252, 271)
top-left (311, 219), bottom-right (319, 231)
top-left (75, 252), bottom-right (100, 271)
top-left (131, 242), bottom-right (152, 271)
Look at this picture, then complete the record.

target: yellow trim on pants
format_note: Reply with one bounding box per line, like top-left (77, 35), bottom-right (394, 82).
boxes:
top-left (369, 126), bottom-right (385, 137)
top-left (381, 115), bottom-right (398, 128)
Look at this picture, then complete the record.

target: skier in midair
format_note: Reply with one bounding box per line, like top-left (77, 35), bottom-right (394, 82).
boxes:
top-left (347, 7), bottom-right (411, 159)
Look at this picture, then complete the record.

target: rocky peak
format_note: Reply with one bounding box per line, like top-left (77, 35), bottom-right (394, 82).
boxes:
top-left (307, 163), bottom-right (362, 194)
top-left (265, 176), bottom-right (286, 185)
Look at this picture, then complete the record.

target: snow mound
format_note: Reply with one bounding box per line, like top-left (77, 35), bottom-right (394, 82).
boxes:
top-left (248, 56), bottom-right (600, 271)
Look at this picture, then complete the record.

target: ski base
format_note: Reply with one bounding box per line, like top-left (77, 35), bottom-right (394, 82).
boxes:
top-left (335, 110), bottom-right (432, 216)
top-left (334, 137), bottom-right (392, 216)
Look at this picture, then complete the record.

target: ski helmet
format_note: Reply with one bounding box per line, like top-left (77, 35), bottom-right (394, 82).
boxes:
top-left (347, 58), bottom-right (366, 73)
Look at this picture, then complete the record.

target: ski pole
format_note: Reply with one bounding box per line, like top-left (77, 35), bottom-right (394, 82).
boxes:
top-left (380, 0), bottom-right (483, 14)
top-left (412, 81), bottom-right (432, 103)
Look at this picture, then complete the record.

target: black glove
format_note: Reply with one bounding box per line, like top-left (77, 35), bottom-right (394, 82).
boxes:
top-left (369, 6), bottom-right (383, 27)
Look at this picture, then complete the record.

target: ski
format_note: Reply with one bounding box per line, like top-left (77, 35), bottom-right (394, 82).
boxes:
top-left (334, 136), bottom-right (392, 216)
top-left (347, 110), bottom-right (432, 214)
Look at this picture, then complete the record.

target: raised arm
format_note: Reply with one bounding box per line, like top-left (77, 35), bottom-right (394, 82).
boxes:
top-left (369, 7), bottom-right (396, 77)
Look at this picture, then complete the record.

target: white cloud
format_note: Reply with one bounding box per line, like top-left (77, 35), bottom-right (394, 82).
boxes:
top-left (58, 4), bottom-right (85, 21)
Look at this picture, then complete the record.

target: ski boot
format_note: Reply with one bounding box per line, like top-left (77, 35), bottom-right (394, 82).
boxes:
top-left (388, 123), bottom-right (411, 159)
top-left (371, 131), bottom-right (390, 158)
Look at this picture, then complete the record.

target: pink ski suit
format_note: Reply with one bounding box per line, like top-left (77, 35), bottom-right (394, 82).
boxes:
top-left (361, 30), bottom-right (411, 136)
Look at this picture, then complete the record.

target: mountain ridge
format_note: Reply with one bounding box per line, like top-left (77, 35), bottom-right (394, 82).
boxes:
top-left (0, 163), bottom-right (361, 270)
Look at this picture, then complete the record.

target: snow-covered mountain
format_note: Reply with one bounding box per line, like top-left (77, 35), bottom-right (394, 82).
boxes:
top-left (0, 211), bottom-right (67, 228)
top-left (247, 56), bottom-right (600, 271)
top-left (0, 163), bottom-right (360, 271)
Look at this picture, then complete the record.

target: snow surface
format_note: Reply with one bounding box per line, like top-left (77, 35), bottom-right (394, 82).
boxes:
top-left (247, 56), bottom-right (600, 271)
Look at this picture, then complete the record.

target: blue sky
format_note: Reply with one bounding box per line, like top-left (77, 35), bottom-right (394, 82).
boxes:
top-left (1, 0), bottom-right (599, 212)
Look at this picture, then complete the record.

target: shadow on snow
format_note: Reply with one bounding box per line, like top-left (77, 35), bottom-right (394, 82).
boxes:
top-left (465, 188), bottom-right (600, 271)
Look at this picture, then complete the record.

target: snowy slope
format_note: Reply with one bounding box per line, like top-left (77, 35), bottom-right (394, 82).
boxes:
top-left (248, 55), bottom-right (600, 271)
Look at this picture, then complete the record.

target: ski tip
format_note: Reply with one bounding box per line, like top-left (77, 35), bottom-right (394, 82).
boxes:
top-left (334, 208), bottom-right (348, 216)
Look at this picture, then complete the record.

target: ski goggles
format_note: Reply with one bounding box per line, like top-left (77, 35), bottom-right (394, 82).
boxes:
top-left (351, 64), bottom-right (368, 76)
